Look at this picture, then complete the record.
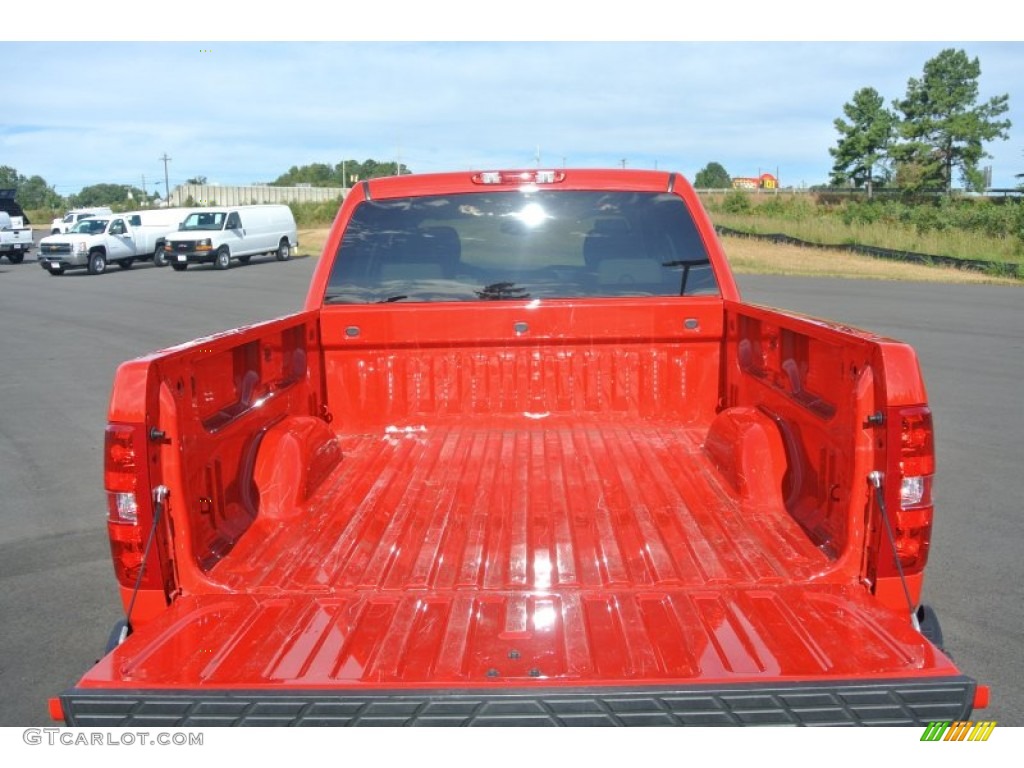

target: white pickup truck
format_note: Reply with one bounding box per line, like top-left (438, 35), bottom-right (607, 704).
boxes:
top-left (0, 211), bottom-right (33, 264)
top-left (37, 208), bottom-right (194, 275)
top-left (49, 206), bottom-right (113, 235)
top-left (0, 190), bottom-right (34, 264)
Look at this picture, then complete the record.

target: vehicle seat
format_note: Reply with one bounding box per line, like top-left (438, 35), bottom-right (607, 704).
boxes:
top-left (420, 226), bottom-right (461, 277)
top-left (584, 217), bottom-right (664, 290)
top-left (377, 227), bottom-right (462, 282)
top-left (583, 217), bottom-right (644, 268)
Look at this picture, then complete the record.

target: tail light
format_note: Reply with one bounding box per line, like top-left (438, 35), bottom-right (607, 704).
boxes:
top-left (104, 424), bottom-right (163, 590)
top-left (105, 425), bottom-right (139, 523)
top-left (878, 406), bottom-right (935, 577)
top-left (471, 170), bottom-right (566, 185)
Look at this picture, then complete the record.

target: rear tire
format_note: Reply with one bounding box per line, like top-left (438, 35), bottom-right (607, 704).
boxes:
top-left (104, 619), bottom-right (131, 654)
top-left (6, 252), bottom-right (25, 264)
top-left (214, 247), bottom-right (231, 270)
top-left (171, 262), bottom-right (187, 272)
top-left (276, 238), bottom-right (291, 261)
top-left (118, 258), bottom-right (134, 270)
top-left (87, 251), bottom-right (107, 275)
top-left (916, 604), bottom-right (945, 651)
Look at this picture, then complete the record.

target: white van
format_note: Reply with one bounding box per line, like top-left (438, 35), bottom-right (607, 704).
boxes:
top-left (123, 208), bottom-right (202, 266)
top-left (124, 207), bottom-right (198, 229)
top-left (163, 205), bottom-right (298, 271)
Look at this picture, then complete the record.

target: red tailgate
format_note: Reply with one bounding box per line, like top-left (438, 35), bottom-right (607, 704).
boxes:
top-left (77, 584), bottom-right (960, 689)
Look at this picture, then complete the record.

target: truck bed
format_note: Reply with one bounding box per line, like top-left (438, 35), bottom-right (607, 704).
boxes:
top-left (71, 414), bottom-right (970, 725)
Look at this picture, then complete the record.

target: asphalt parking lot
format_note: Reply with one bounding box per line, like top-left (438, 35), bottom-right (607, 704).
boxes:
top-left (0, 237), bottom-right (1020, 726)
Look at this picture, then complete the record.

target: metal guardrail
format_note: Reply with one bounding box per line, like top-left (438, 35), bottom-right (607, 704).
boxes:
top-left (715, 225), bottom-right (1021, 279)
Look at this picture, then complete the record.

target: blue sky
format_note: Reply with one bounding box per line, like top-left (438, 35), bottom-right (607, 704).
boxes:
top-left (7, 10), bottom-right (1022, 195)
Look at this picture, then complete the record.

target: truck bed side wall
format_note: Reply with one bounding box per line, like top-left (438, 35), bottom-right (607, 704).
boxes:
top-left (109, 311), bottom-right (326, 617)
top-left (721, 301), bottom-right (926, 590)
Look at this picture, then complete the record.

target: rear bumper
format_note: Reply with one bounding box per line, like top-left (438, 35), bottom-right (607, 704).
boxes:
top-left (58, 676), bottom-right (977, 726)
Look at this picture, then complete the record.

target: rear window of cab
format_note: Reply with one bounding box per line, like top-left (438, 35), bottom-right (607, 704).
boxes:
top-left (325, 190), bottom-right (717, 303)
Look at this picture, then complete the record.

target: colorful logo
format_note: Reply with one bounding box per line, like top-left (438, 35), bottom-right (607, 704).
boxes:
top-left (921, 721), bottom-right (997, 741)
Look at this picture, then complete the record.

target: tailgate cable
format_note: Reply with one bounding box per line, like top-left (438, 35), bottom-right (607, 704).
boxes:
top-left (122, 485), bottom-right (169, 638)
top-left (867, 471), bottom-right (920, 631)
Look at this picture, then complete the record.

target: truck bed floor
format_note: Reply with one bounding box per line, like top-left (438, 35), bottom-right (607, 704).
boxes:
top-left (215, 417), bottom-right (831, 593)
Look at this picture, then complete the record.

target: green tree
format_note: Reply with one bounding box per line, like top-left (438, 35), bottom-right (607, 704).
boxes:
top-left (829, 87), bottom-right (894, 197)
top-left (0, 166), bottom-right (64, 210)
top-left (0, 165), bottom-right (19, 189)
top-left (722, 191), bottom-right (752, 214)
top-left (272, 159), bottom-right (410, 187)
top-left (693, 162), bottom-right (732, 189)
top-left (18, 175), bottom-right (62, 210)
top-left (342, 159), bottom-right (409, 181)
top-left (71, 183), bottom-right (146, 209)
top-left (892, 48), bottom-right (1011, 193)
top-left (273, 162), bottom-right (335, 186)
top-left (186, 175), bottom-right (208, 185)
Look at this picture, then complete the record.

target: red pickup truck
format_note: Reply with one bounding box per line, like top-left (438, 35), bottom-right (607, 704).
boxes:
top-left (53, 169), bottom-right (985, 726)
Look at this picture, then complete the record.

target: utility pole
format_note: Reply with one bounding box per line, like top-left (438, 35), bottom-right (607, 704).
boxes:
top-left (141, 174), bottom-right (147, 206)
top-left (160, 153), bottom-right (171, 206)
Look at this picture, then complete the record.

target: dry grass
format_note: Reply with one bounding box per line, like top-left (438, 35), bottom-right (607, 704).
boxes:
top-left (722, 236), bottom-right (1020, 285)
top-left (296, 228), bottom-right (330, 257)
top-left (711, 209), bottom-right (1024, 266)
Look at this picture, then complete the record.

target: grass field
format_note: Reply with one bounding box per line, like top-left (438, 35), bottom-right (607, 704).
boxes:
top-left (297, 228), bottom-right (330, 257)
top-left (699, 188), bottom-right (1024, 270)
top-left (712, 212), bottom-right (1024, 267)
top-left (720, 235), bottom-right (1019, 285)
